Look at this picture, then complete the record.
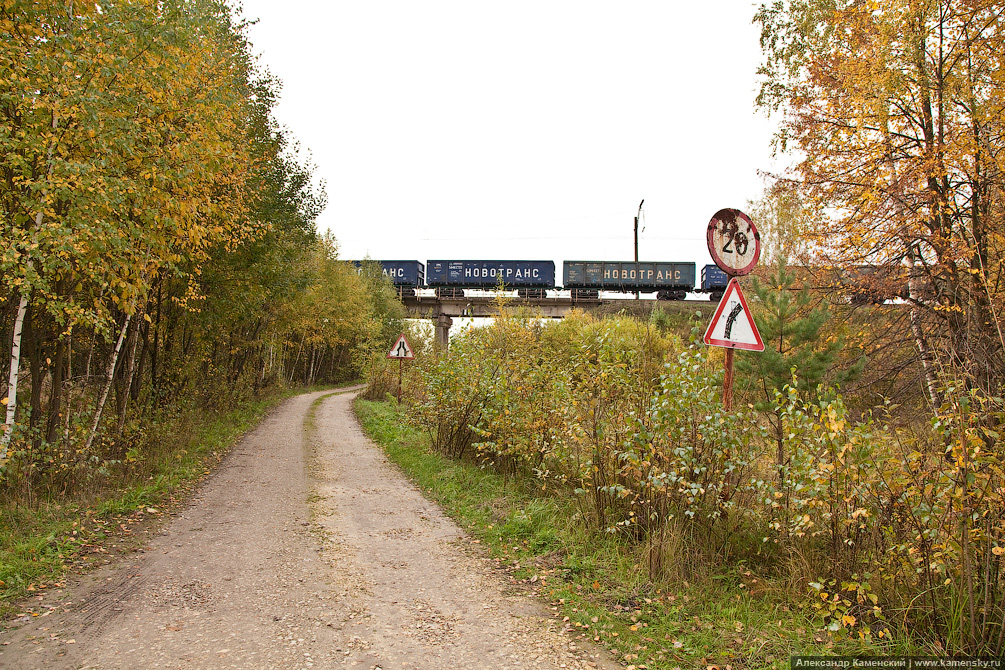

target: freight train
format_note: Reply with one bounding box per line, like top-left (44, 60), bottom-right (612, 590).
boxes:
top-left (351, 260), bottom-right (731, 301)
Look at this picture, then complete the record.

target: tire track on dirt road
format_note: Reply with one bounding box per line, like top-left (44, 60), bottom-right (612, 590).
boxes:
top-left (0, 389), bottom-right (618, 669)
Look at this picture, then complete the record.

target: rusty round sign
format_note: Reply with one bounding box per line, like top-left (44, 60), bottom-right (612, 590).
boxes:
top-left (706, 208), bottom-right (761, 276)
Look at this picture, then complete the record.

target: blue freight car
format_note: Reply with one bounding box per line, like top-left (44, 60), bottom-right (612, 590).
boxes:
top-left (700, 264), bottom-right (729, 300)
top-left (350, 260), bottom-right (425, 287)
top-left (425, 260), bottom-right (555, 290)
top-left (562, 261), bottom-right (696, 300)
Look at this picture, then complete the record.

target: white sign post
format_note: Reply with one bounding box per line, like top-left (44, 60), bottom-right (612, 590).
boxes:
top-left (387, 334), bottom-right (415, 402)
top-left (704, 209), bottom-right (762, 410)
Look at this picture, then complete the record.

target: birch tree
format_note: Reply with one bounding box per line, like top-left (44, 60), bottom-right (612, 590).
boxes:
top-left (2, 0), bottom-right (265, 456)
top-left (756, 0), bottom-right (1005, 397)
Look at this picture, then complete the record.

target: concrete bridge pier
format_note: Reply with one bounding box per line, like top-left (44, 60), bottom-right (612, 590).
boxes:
top-left (435, 313), bottom-right (453, 348)
top-left (403, 294), bottom-right (601, 351)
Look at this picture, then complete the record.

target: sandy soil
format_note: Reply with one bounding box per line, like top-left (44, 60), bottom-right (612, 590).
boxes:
top-left (0, 388), bottom-right (620, 669)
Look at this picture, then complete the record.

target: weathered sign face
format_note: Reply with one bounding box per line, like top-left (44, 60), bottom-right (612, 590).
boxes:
top-left (702, 278), bottom-right (764, 351)
top-left (706, 209), bottom-right (760, 276)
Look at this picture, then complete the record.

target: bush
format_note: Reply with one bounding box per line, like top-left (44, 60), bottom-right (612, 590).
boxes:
top-left (617, 347), bottom-right (764, 572)
top-left (377, 307), bottom-right (1005, 653)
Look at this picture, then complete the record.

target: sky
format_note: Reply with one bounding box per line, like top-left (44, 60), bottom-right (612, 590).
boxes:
top-left (235, 1), bottom-right (783, 271)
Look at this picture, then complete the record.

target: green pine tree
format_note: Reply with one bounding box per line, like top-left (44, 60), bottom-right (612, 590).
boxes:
top-left (737, 255), bottom-right (863, 472)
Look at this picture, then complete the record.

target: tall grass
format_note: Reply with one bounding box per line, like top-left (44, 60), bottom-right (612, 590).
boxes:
top-left (381, 307), bottom-right (1003, 655)
top-left (355, 396), bottom-right (910, 668)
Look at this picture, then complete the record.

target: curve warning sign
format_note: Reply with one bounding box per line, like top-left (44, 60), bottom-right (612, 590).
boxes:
top-left (702, 278), bottom-right (764, 351)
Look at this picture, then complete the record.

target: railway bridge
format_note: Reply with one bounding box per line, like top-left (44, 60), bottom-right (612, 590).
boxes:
top-left (401, 293), bottom-right (602, 346)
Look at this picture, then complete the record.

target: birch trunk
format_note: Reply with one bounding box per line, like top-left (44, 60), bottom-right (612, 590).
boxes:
top-left (4, 112), bottom-right (60, 458)
top-left (1, 294), bottom-right (29, 459)
top-left (308, 347), bottom-right (316, 386)
top-left (884, 122), bottom-right (941, 407)
top-left (289, 334), bottom-right (305, 384)
top-left (905, 244), bottom-right (941, 407)
top-left (83, 313), bottom-right (131, 454)
top-left (116, 312), bottom-right (142, 436)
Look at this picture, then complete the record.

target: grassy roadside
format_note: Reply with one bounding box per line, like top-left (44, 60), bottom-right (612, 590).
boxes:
top-left (354, 397), bottom-right (905, 670)
top-left (0, 383), bottom-right (354, 618)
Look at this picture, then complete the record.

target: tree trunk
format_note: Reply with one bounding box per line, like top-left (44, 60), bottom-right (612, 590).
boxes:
top-left (905, 244), bottom-right (941, 407)
top-left (5, 111), bottom-right (61, 457)
top-left (46, 336), bottom-right (65, 445)
top-left (884, 117), bottom-right (942, 408)
top-left (1, 293), bottom-right (29, 459)
top-left (63, 327), bottom-right (73, 444)
top-left (26, 308), bottom-right (45, 449)
top-left (117, 312), bottom-right (142, 436)
top-left (290, 334), bottom-right (306, 384)
top-left (84, 327), bottom-right (95, 381)
top-left (83, 313), bottom-right (131, 454)
top-left (132, 317), bottom-right (148, 402)
top-left (151, 278), bottom-right (161, 393)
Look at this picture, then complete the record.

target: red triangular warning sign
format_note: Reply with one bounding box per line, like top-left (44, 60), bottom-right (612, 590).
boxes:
top-left (703, 278), bottom-right (764, 351)
top-left (387, 333), bottom-right (415, 359)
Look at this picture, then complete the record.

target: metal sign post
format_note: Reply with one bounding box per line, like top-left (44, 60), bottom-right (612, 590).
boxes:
top-left (704, 209), bottom-right (763, 410)
top-left (723, 348), bottom-right (735, 411)
top-left (703, 276), bottom-right (764, 408)
top-left (387, 333), bottom-right (415, 402)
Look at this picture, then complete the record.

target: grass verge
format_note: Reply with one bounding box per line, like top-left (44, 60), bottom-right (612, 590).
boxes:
top-left (354, 397), bottom-right (909, 670)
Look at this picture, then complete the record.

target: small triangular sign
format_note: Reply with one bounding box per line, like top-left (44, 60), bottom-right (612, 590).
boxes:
top-left (703, 278), bottom-right (764, 351)
top-left (387, 333), bottom-right (415, 360)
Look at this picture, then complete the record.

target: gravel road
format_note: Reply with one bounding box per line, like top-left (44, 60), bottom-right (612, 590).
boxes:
top-left (0, 388), bottom-right (620, 669)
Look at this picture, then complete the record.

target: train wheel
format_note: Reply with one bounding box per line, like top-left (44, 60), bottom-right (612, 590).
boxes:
top-left (657, 290), bottom-right (686, 301)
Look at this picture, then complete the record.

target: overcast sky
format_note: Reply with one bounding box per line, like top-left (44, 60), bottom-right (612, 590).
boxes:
top-left (235, 1), bottom-right (782, 269)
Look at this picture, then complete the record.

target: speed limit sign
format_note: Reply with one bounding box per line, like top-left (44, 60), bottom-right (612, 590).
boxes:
top-left (706, 208), bottom-right (760, 276)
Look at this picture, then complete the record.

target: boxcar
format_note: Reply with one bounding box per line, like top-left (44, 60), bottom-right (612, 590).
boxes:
top-left (700, 264), bottom-right (729, 301)
top-left (700, 264), bottom-right (729, 291)
top-left (351, 260), bottom-right (425, 287)
top-left (562, 261), bottom-right (695, 293)
top-left (425, 260), bottom-right (555, 288)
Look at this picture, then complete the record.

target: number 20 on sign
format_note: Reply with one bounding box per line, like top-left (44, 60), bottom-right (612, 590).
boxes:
top-left (707, 208), bottom-right (760, 277)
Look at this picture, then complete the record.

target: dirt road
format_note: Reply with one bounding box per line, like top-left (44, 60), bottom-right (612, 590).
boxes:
top-left (0, 389), bottom-right (619, 669)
